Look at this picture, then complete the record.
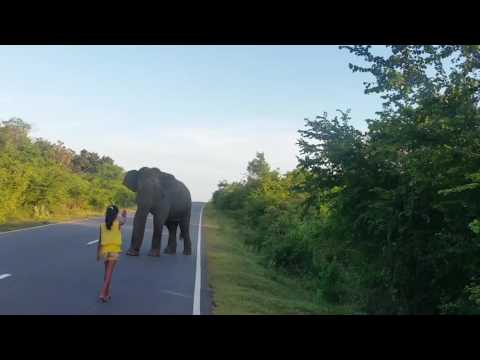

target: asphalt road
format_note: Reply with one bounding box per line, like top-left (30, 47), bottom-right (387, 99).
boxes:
top-left (0, 202), bottom-right (210, 315)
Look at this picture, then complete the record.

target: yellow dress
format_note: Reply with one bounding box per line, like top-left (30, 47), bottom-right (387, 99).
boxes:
top-left (99, 220), bottom-right (122, 261)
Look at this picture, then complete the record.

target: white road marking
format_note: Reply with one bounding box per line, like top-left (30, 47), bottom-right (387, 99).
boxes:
top-left (162, 290), bottom-right (192, 299)
top-left (193, 205), bottom-right (205, 315)
top-left (0, 273), bottom-right (12, 280)
top-left (87, 239), bottom-right (99, 245)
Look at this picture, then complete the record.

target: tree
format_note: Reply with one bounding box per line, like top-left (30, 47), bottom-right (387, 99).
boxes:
top-left (339, 45), bottom-right (480, 110)
top-left (246, 152), bottom-right (271, 181)
top-left (71, 149), bottom-right (102, 174)
top-left (0, 117), bottom-right (31, 149)
top-left (0, 119), bottom-right (136, 221)
top-left (297, 45), bottom-right (480, 313)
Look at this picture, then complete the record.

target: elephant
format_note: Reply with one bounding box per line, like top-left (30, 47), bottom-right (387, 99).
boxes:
top-left (122, 167), bottom-right (192, 257)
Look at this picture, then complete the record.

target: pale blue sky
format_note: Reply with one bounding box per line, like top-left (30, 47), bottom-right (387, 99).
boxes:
top-left (0, 45), bottom-right (387, 201)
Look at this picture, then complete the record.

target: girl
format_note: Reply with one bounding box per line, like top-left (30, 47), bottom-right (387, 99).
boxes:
top-left (97, 205), bottom-right (127, 302)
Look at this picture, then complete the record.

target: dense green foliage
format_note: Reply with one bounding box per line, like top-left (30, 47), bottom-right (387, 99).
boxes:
top-left (0, 118), bottom-right (135, 222)
top-left (212, 45), bottom-right (480, 314)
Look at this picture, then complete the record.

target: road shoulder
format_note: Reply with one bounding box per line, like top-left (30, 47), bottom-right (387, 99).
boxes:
top-left (203, 203), bottom-right (352, 315)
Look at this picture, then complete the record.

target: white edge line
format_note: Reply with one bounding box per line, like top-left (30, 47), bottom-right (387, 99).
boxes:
top-left (87, 240), bottom-right (99, 245)
top-left (0, 217), bottom-right (103, 236)
top-left (0, 273), bottom-right (12, 280)
top-left (193, 205), bottom-right (205, 315)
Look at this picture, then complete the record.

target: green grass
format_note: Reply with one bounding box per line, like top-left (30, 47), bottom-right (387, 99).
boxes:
top-left (0, 210), bottom-right (102, 232)
top-left (204, 203), bottom-right (353, 315)
top-left (0, 207), bottom-right (137, 232)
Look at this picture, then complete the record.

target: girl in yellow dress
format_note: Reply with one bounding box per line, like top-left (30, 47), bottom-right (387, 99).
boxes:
top-left (97, 205), bottom-right (127, 302)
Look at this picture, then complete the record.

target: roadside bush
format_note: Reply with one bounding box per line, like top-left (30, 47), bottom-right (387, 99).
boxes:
top-left (0, 118), bottom-right (136, 222)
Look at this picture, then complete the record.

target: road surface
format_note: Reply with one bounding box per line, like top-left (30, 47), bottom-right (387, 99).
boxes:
top-left (0, 202), bottom-right (210, 315)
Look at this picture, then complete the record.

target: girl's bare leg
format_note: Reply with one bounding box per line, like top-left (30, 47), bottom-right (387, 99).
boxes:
top-left (100, 260), bottom-right (116, 300)
top-left (100, 261), bottom-right (108, 299)
top-left (104, 261), bottom-right (108, 282)
top-left (103, 260), bottom-right (117, 298)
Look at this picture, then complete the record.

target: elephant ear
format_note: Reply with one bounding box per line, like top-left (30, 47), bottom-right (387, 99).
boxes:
top-left (123, 170), bottom-right (139, 192)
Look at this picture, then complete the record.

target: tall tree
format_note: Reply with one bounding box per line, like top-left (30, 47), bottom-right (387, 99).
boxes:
top-left (246, 152), bottom-right (271, 181)
top-left (297, 46), bottom-right (480, 313)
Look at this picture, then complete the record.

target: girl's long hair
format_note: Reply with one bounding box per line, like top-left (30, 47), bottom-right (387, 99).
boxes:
top-left (105, 205), bottom-right (119, 230)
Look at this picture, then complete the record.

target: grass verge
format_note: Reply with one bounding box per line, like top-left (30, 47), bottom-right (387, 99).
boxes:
top-left (0, 210), bottom-right (102, 232)
top-left (204, 203), bottom-right (353, 315)
top-left (0, 207), bottom-right (137, 232)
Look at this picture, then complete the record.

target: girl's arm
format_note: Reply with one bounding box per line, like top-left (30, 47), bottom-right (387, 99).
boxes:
top-left (118, 209), bottom-right (127, 228)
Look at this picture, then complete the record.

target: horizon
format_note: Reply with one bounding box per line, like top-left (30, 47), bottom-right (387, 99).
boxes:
top-left (0, 45), bottom-right (388, 201)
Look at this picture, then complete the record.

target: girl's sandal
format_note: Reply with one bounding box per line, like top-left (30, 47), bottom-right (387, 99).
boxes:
top-left (99, 295), bottom-right (108, 303)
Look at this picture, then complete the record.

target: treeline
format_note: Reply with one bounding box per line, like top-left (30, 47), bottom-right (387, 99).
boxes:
top-left (212, 45), bottom-right (480, 314)
top-left (0, 118), bottom-right (135, 222)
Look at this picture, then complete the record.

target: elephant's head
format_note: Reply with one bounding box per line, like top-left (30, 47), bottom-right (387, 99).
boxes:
top-left (123, 169), bottom-right (139, 192)
top-left (123, 167), bottom-right (175, 194)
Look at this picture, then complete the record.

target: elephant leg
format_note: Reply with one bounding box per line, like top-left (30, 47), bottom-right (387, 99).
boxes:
top-left (148, 214), bottom-right (164, 257)
top-left (164, 222), bottom-right (177, 254)
top-left (179, 218), bottom-right (192, 255)
top-left (127, 208), bottom-right (149, 256)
